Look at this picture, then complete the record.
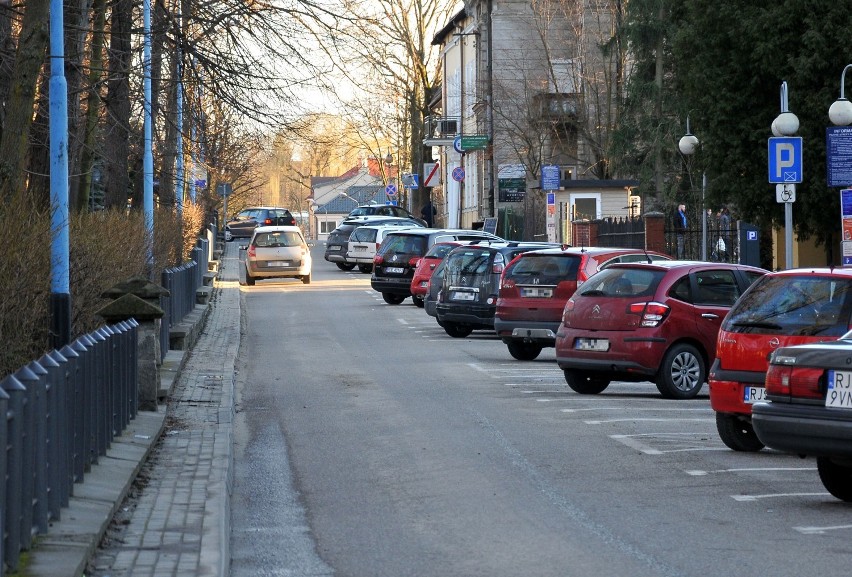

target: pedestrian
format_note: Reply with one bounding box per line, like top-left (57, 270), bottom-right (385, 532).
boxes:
top-left (421, 199), bottom-right (437, 227)
top-left (718, 205), bottom-right (731, 262)
top-left (674, 203), bottom-right (687, 259)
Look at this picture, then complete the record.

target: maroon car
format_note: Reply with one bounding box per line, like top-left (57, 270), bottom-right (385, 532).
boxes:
top-left (555, 261), bottom-right (766, 399)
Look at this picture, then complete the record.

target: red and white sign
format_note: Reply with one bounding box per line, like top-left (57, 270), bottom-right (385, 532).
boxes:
top-left (423, 162), bottom-right (441, 187)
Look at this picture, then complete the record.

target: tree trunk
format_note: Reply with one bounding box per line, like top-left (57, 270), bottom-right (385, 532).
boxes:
top-left (65, 0), bottom-right (92, 210)
top-left (78, 0), bottom-right (107, 211)
top-left (0, 3), bottom-right (17, 132)
top-left (102, 0), bottom-right (133, 209)
top-left (0, 0), bottom-right (49, 202)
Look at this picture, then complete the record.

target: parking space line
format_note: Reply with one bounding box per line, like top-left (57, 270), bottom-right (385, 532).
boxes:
top-left (609, 433), bottom-right (722, 455)
top-left (794, 524), bottom-right (852, 535)
top-left (731, 492), bottom-right (828, 502)
top-left (586, 417), bottom-right (713, 425)
top-left (685, 467), bottom-right (815, 476)
top-left (561, 406), bottom-right (711, 412)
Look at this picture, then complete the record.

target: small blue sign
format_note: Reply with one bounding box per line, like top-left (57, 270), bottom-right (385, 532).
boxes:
top-left (541, 165), bottom-right (561, 190)
top-left (385, 183), bottom-right (397, 197)
top-left (768, 137), bottom-right (803, 184)
top-left (452, 167), bottom-right (465, 182)
top-left (747, 230), bottom-right (758, 241)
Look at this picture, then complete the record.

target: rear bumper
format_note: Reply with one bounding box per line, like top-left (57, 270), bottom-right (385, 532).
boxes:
top-left (371, 276), bottom-right (413, 296)
top-left (708, 359), bottom-right (767, 417)
top-left (494, 319), bottom-right (559, 345)
top-left (752, 401), bottom-right (852, 457)
top-left (436, 303), bottom-right (495, 329)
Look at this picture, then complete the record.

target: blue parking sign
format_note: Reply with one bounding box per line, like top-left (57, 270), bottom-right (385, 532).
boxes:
top-left (768, 137), bottom-right (802, 183)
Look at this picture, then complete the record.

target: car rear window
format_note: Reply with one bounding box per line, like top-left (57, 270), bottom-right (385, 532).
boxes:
top-left (350, 228), bottom-right (377, 243)
top-left (505, 254), bottom-right (581, 285)
top-left (379, 234), bottom-right (427, 257)
top-left (723, 275), bottom-right (852, 336)
top-left (424, 243), bottom-right (457, 259)
top-left (253, 230), bottom-right (303, 247)
top-left (576, 267), bottom-right (663, 298)
top-left (444, 249), bottom-right (493, 281)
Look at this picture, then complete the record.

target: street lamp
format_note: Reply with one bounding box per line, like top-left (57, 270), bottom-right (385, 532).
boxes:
top-left (772, 81), bottom-right (799, 270)
top-left (338, 191), bottom-right (359, 205)
top-left (678, 116), bottom-right (707, 260)
top-left (829, 64), bottom-right (852, 126)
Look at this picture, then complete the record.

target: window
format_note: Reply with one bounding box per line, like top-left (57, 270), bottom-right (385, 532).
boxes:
top-left (320, 221), bottom-right (337, 234)
top-left (693, 270), bottom-right (740, 307)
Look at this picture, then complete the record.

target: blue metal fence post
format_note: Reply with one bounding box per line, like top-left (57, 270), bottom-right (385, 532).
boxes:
top-left (26, 360), bottom-right (50, 535)
top-left (13, 365), bottom-right (38, 550)
top-left (1, 374), bottom-right (26, 570)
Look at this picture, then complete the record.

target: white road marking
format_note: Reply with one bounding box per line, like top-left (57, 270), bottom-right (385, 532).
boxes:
top-left (794, 524), bottom-right (852, 535)
top-left (586, 417), bottom-right (713, 425)
top-left (685, 467), bottom-right (815, 476)
top-left (732, 492), bottom-right (828, 502)
top-left (609, 433), bottom-right (722, 455)
top-left (561, 407), bottom-right (711, 412)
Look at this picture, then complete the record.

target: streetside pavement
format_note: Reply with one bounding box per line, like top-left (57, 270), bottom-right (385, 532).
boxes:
top-left (26, 241), bottom-right (240, 577)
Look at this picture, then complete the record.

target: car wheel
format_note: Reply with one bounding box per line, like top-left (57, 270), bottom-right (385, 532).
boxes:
top-left (817, 457), bottom-right (852, 502)
top-left (655, 343), bottom-right (705, 399)
top-left (443, 322), bottom-right (473, 338)
top-left (302, 273), bottom-right (311, 285)
top-left (382, 292), bottom-right (406, 305)
top-left (715, 413), bottom-right (764, 452)
top-left (336, 263), bottom-right (356, 271)
top-left (358, 264), bottom-right (373, 274)
top-left (563, 370), bottom-right (610, 394)
top-left (245, 269), bottom-right (256, 286)
top-left (507, 342), bottom-right (542, 361)
top-left (412, 296), bottom-right (425, 308)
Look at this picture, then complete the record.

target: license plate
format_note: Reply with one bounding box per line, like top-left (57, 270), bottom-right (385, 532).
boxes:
top-left (521, 287), bottom-right (552, 298)
top-left (386, 267), bottom-right (405, 274)
top-left (575, 338), bottom-right (609, 351)
top-left (267, 261), bottom-right (290, 267)
top-left (451, 291), bottom-right (475, 301)
top-left (328, 246), bottom-right (340, 251)
top-left (743, 386), bottom-right (766, 404)
top-left (827, 370), bottom-right (852, 408)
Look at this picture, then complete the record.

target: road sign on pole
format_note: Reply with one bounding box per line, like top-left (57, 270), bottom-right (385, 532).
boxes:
top-left (423, 162), bottom-right (441, 187)
top-left (775, 183), bottom-right (795, 203)
top-left (768, 137), bottom-right (803, 183)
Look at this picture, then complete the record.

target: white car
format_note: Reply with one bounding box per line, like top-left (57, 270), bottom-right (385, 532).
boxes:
top-left (345, 224), bottom-right (419, 274)
top-left (242, 225), bottom-right (312, 286)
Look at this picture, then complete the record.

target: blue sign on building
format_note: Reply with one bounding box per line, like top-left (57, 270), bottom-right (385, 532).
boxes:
top-left (541, 165), bottom-right (561, 190)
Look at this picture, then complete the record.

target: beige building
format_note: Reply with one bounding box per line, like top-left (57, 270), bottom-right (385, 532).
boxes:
top-left (427, 0), bottom-right (636, 242)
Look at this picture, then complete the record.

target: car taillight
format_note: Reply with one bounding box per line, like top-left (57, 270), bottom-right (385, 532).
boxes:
top-left (374, 255), bottom-right (384, 265)
top-left (492, 253), bottom-right (505, 274)
top-left (247, 245), bottom-right (256, 258)
top-left (627, 302), bottom-right (670, 327)
top-left (765, 359), bottom-right (824, 399)
top-left (376, 243), bottom-right (382, 252)
top-left (409, 257), bottom-right (419, 267)
top-left (414, 258), bottom-right (422, 268)
top-left (562, 299), bottom-right (575, 324)
top-left (263, 218), bottom-right (273, 225)
top-left (501, 277), bottom-right (516, 290)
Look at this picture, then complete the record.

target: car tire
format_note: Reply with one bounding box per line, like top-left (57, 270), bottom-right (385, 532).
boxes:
top-left (336, 263), bottom-right (356, 271)
top-left (715, 412), bottom-right (764, 452)
top-left (245, 269), bottom-right (256, 286)
top-left (412, 296), bottom-right (425, 308)
top-left (563, 370), bottom-right (610, 394)
top-left (507, 342), bottom-right (542, 361)
top-left (817, 457), bottom-right (852, 502)
top-left (302, 273), bottom-right (311, 285)
top-left (655, 343), bottom-right (705, 399)
top-left (358, 264), bottom-right (373, 274)
top-left (443, 322), bottom-right (473, 338)
top-left (382, 293), bottom-right (406, 305)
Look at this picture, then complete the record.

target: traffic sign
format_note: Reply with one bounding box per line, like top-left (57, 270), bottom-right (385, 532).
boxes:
top-left (452, 167), bottom-right (465, 182)
top-left (453, 136), bottom-right (463, 154)
top-left (541, 165), bottom-right (561, 190)
top-left (385, 183), bottom-right (397, 197)
top-left (775, 183), bottom-right (795, 203)
top-left (216, 183), bottom-right (233, 197)
top-left (460, 135), bottom-right (489, 151)
top-left (423, 162), bottom-right (441, 187)
top-left (768, 137), bottom-right (803, 183)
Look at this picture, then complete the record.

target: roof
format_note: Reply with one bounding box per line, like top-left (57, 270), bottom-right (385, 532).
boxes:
top-left (432, 7), bottom-right (467, 46)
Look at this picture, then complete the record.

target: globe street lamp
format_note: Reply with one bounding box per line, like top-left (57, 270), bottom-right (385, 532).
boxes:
top-left (772, 81), bottom-right (799, 270)
top-left (678, 116), bottom-right (707, 260)
top-left (829, 64), bottom-right (852, 126)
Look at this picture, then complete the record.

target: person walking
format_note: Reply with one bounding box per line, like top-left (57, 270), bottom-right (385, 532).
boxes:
top-left (421, 199), bottom-right (437, 227)
top-left (674, 203), bottom-right (687, 259)
top-left (718, 205), bottom-right (731, 262)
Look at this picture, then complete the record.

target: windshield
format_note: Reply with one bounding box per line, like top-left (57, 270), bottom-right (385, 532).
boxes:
top-left (505, 254), bottom-right (581, 285)
top-left (253, 230), bottom-right (304, 248)
top-left (444, 249), bottom-right (493, 285)
top-left (348, 207), bottom-right (372, 217)
top-left (378, 234), bottom-right (427, 258)
top-left (724, 275), bottom-right (852, 336)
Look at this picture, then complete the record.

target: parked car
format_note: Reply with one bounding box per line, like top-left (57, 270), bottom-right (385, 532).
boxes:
top-left (324, 216), bottom-right (422, 271)
top-left (436, 241), bottom-right (559, 338)
top-left (710, 269), bottom-right (852, 451)
top-left (225, 207), bottom-right (297, 241)
top-left (409, 242), bottom-right (464, 307)
top-left (241, 225), bottom-right (312, 286)
top-left (555, 261), bottom-right (766, 399)
top-left (424, 259), bottom-right (448, 323)
top-left (347, 204), bottom-right (426, 225)
top-left (494, 247), bottom-right (671, 361)
top-left (371, 229), bottom-right (503, 305)
top-left (752, 336), bottom-right (852, 501)
top-left (346, 224), bottom-right (420, 274)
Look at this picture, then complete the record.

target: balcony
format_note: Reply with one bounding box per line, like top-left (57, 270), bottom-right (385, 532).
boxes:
top-left (424, 115), bottom-right (461, 146)
top-left (533, 93), bottom-right (579, 120)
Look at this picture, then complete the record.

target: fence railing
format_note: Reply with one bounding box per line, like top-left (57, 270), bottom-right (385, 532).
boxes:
top-left (159, 238), bottom-right (209, 361)
top-left (0, 320), bottom-right (139, 573)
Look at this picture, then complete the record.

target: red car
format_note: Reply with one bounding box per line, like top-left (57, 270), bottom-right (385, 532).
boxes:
top-left (555, 261), bottom-right (766, 399)
top-left (709, 268), bottom-right (852, 451)
top-left (409, 242), bottom-right (463, 307)
top-left (494, 247), bottom-right (671, 360)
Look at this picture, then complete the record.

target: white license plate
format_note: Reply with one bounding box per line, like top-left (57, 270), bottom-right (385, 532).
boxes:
top-left (267, 261), bottom-right (290, 267)
top-left (354, 246), bottom-right (367, 251)
top-left (452, 291), bottom-right (475, 301)
top-left (328, 246), bottom-right (340, 251)
top-left (521, 287), bottom-right (553, 298)
top-left (827, 370), bottom-right (852, 408)
top-left (743, 386), bottom-right (766, 404)
top-left (386, 267), bottom-right (405, 274)
top-left (575, 338), bottom-right (609, 351)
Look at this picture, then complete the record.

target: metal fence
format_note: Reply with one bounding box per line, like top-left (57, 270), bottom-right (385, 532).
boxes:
top-left (159, 239), bottom-right (209, 361)
top-left (0, 319), bottom-right (139, 573)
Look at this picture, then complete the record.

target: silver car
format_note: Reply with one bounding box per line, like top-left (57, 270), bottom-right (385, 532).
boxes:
top-left (242, 226), bottom-right (312, 286)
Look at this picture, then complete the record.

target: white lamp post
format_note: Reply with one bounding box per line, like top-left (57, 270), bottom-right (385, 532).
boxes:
top-left (773, 81), bottom-right (799, 270)
top-left (678, 117), bottom-right (707, 260)
top-left (829, 64), bottom-right (852, 126)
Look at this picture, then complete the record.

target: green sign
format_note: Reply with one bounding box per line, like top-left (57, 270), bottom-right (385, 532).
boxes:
top-left (461, 135), bottom-right (489, 151)
top-left (498, 178), bottom-right (526, 202)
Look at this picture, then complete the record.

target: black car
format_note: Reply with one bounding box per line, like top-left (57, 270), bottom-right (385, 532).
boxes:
top-left (323, 216), bottom-right (423, 271)
top-left (224, 207), bottom-right (296, 241)
top-left (436, 241), bottom-right (558, 338)
top-left (371, 229), bottom-right (503, 305)
top-left (753, 336), bottom-right (852, 501)
top-left (347, 204), bottom-right (426, 225)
